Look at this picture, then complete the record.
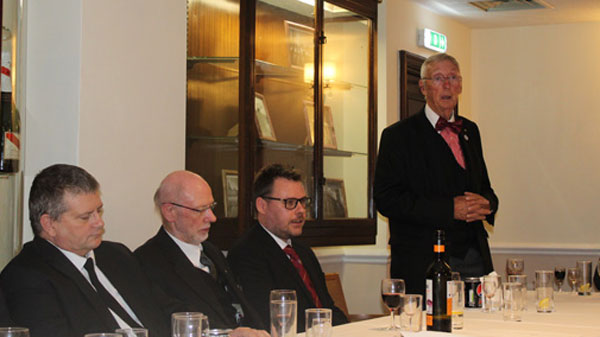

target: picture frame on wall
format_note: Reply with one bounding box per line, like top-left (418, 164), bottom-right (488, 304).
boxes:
top-left (221, 169), bottom-right (238, 217)
top-left (255, 93), bottom-right (277, 141)
top-left (284, 20), bottom-right (314, 70)
top-left (303, 101), bottom-right (337, 149)
top-left (323, 178), bottom-right (348, 218)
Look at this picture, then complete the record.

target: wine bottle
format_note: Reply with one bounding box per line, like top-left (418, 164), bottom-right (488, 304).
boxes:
top-left (425, 229), bottom-right (452, 332)
top-left (0, 26), bottom-right (19, 173)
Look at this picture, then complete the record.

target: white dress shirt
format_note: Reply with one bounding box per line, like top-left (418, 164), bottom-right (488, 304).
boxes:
top-left (165, 229), bottom-right (211, 273)
top-left (53, 242), bottom-right (143, 329)
top-left (425, 103), bottom-right (456, 130)
top-left (260, 223), bottom-right (292, 251)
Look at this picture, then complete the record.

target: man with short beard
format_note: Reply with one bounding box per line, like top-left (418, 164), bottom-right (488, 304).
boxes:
top-left (228, 164), bottom-right (348, 333)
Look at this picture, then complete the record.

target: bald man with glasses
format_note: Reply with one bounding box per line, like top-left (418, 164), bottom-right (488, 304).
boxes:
top-left (227, 164), bottom-right (348, 333)
top-left (134, 171), bottom-right (267, 337)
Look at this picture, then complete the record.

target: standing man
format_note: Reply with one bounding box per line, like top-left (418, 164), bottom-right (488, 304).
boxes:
top-left (374, 53), bottom-right (499, 295)
top-left (227, 164), bottom-right (348, 333)
top-left (0, 164), bottom-right (175, 337)
top-left (135, 171), bottom-right (267, 336)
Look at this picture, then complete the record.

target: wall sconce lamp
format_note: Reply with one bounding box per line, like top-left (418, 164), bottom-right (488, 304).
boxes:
top-left (304, 62), bottom-right (341, 89)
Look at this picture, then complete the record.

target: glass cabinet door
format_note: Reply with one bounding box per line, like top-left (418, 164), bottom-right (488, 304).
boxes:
top-left (322, 2), bottom-right (369, 219)
top-left (186, 0), bottom-right (240, 219)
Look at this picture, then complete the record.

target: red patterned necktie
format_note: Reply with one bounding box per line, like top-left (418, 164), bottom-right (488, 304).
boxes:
top-left (283, 245), bottom-right (322, 307)
top-left (435, 117), bottom-right (465, 169)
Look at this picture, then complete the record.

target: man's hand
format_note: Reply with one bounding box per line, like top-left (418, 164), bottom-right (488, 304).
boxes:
top-left (229, 327), bottom-right (270, 337)
top-left (454, 192), bottom-right (491, 222)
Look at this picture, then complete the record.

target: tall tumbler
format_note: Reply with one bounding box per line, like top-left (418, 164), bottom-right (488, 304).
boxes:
top-left (172, 312), bottom-right (208, 337)
top-left (0, 328), bottom-right (30, 337)
top-left (535, 270), bottom-right (554, 313)
top-left (576, 260), bottom-right (592, 296)
top-left (270, 289), bottom-right (297, 337)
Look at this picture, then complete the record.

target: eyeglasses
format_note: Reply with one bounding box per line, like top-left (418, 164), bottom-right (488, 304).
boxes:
top-left (167, 201), bottom-right (217, 214)
top-left (261, 196), bottom-right (311, 210)
top-left (422, 75), bottom-right (462, 86)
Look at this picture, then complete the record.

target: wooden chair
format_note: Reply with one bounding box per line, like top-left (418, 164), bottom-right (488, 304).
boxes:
top-left (325, 273), bottom-right (385, 322)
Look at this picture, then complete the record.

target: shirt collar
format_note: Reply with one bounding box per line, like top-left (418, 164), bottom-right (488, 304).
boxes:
top-left (259, 223), bottom-right (292, 250)
top-left (48, 239), bottom-right (94, 271)
top-left (165, 228), bottom-right (203, 268)
top-left (425, 104), bottom-right (455, 129)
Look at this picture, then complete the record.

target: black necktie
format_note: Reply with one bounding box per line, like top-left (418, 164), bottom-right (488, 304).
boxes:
top-left (200, 252), bottom-right (218, 279)
top-left (84, 258), bottom-right (141, 328)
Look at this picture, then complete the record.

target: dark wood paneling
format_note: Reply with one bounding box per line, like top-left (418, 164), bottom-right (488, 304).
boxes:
top-left (399, 50), bottom-right (425, 120)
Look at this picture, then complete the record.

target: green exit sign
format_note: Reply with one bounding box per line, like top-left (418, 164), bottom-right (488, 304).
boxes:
top-left (419, 28), bottom-right (447, 53)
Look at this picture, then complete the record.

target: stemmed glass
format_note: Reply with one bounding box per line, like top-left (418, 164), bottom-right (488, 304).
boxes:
top-left (554, 267), bottom-right (566, 292)
top-left (380, 278), bottom-right (405, 330)
top-left (402, 294), bottom-right (422, 332)
top-left (567, 267), bottom-right (579, 293)
top-left (506, 258), bottom-right (525, 280)
top-left (482, 275), bottom-right (499, 312)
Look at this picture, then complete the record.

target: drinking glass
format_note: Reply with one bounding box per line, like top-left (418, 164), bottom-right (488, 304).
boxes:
top-left (380, 278), bottom-right (405, 330)
top-left (576, 260), bottom-right (592, 295)
top-left (502, 282), bottom-right (523, 322)
top-left (270, 289), bottom-right (297, 337)
top-left (449, 281), bottom-right (464, 330)
top-left (305, 308), bottom-right (332, 337)
top-left (506, 258), bottom-right (525, 280)
top-left (554, 266), bottom-right (566, 292)
top-left (567, 267), bottom-right (579, 293)
top-left (172, 312), bottom-right (208, 337)
top-left (535, 270), bottom-right (554, 313)
top-left (482, 275), bottom-right (499, 313)
top-left (508, 274), bottom-right (528, 311)
top-left (115, 328), bottom-right (148, 337)
top-left (0, 328), bottom-right (30, 337)
top-left (84, 334), bottom-right (121, 337)
top-left (401, 294), bottom-right (422, 332)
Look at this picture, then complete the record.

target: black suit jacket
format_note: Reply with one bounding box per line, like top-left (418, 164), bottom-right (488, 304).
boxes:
top-left (594, 264), bottom-right (600, 291)
top-left (134, 227), bottom-right (264, 330)
top-left (374, 109), bottom-right (498, 295)
top-left (0, 237), bottom-right (174, 337)
top-left (0, 287), bottom-right (11, 326)
top-left (227, 224), bottom-right (348, 333)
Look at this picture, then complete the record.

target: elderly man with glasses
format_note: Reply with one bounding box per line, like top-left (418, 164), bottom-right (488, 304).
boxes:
top-left (374, 53), bottom-right (499, 297)
top-left (227, 164), bottom-right (348, 333)
top-left (134, 171), bottom-right (267, 337)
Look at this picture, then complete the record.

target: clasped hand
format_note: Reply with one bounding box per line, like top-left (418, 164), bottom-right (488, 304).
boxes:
top-left (453, 192), bottom-right (491, 222)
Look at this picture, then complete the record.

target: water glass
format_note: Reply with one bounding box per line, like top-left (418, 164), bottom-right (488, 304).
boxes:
top-left (508, 274), bottom-right (528, 311)
top-left (0, 328), bottom-right (30, 337)
top-left (576, 260), bottom-right (592, 295)
top-left (400, 294), bottom-right (422, 332)
top-left (535, 270), bottom-right (554, 313)
top-left (503, 282), bottom-right (523, 321)
top-left (115, 328), bottom-right (148, 337)
top-left (482, 275), bottom-right (500, 312)
top-left (270, 289), bottom-right (297, 337)
top-left (305, 308), bottom-right (331, 337)
top-left (449, 280), bottom-right (464, 329)
top-left (172, 312), bottom-right (208, 337)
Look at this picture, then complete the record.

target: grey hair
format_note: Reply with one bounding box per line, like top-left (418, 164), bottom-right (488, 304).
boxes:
top-left (420, 53), bottom-right (460, 79)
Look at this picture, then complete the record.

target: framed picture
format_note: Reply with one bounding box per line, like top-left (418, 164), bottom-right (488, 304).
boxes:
top-left (323, 178), bottom-right (348, 218)
top-left (303, 101), bottom-right (337, 149)
top-left (284, 20), bottom-right (314, 70)
top-left (221, 169), bottom-right (238, 217)
top-left (255, 93), bottom-right (277, 141)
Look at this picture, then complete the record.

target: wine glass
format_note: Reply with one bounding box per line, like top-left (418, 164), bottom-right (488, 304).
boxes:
top-left (402, 294), bottom-right (422, 332)
top-left (380, 278), bottom-right (405, 330)
top-left (554, 267), bottom-right (566, 292)
top-left (567, 267), bottom-right (579, 293)
top-left (506, 258), bottom-right (525, 280)
top-left (482, 275), bottom-right (499, 312)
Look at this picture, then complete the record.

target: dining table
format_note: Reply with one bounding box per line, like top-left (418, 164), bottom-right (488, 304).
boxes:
top-left (299, 292), bottom-right (600, 337)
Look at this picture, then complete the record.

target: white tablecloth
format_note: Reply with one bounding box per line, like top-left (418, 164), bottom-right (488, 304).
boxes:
top-left (301, 292), bottom-right (600, 337)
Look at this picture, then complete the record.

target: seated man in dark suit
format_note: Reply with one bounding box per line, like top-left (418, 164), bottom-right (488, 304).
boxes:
top-left (0, 164), bottom-right (175, 337)
top-left (0, 288), bottom-right (11, 326)
top-left (135, 171), bottom-right (268, 337)
top-left (227, 164), bottom-right (348, 332)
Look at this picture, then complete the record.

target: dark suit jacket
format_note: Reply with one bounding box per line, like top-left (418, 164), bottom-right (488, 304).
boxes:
top-left (227, 224), bottom-right (348, 333)
top-left (374, 109), bottom-right (498, 295)
top-left (0, 287), bottom-right (11, 326)
top-left (134, 227), bottom-right (264, 330)
top-left (0, 237), bottom-right (174, 337)
top-left (594, 264), bottom-right (600, 291)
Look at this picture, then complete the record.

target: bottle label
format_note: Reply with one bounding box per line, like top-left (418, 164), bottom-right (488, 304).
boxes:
top-left (447, 280), bottom-right (453, 316)
top-left (426, 278), bottom-right (433, 314)
top-left (433, 244), bottom-right (445, 253)
top-left (1, 49), bottom-right (11, 93)
top-left (3, 131), bottom-right (19, 159)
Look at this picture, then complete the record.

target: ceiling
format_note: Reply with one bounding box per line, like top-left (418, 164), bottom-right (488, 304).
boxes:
top-left (408, 0), bottom-right (600, 28)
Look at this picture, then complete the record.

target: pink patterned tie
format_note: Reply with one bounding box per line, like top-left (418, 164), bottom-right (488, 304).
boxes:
top-left (283, 245), bottom-right (322, 307)
top-left (435, 118), bottom-right (465, 169)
